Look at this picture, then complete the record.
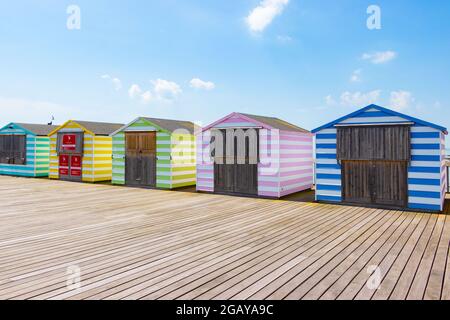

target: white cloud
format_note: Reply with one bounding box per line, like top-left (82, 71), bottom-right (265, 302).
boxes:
top-left (128, 84), bottom-right (142, 99)
top-left (190, 78), bottom-right (215, 90)
top-left (246, 0), bottom-right (289, 32)
top-left (350, 69), bottom-right (362, 82)
top-left (390, 90), bottom-right (414, 111)
top-left (101, 74), bottom-right (122, 91)
top-left (128, 79), bottom-right (182, 104)
top-left (340, 90), bottom-right (381, 107)
top-left (152, 79), bottom-right (182, 101)
top-left (141, 91), bottom-right (153, 104)
top-left (362, 51), bottom-right (397, 64)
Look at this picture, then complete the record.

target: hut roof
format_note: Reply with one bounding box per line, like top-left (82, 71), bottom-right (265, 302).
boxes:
top-left (142, 117), bottom-right (197, 134)
top-left (71, 121), bottom-right (124, 135)
top-left (312, 104), bottom-right (448, 134)
top-left (11, 123), bottom-right (59, 136)
top-left (203, 112), bottom-right (310, 133)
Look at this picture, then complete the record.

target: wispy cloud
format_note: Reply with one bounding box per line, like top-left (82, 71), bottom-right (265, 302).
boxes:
top-left (390, 90), bottom-right (414, 111)
top-left (246, 0), bottom-right (289, 32)
top-left (128, 79), bottom-right (182, 104)
top-left (190, 78), bottom-right (215, 90)
top-left (362, 51), bottom-right (397, 64)
top-left (350, 69), bottom-right (362, 82)
top-left (128, 84), bottom-right (142, 99)
top-left (340, 90), bottom-right (381, 107)
top-left (101, 74), bottom-right (122, 91)
top-left (152, 79), bottom-right (182, 101)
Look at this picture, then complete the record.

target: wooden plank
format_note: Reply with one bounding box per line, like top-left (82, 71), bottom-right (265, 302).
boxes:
top-left (0, 176), bottom-right (448, 300)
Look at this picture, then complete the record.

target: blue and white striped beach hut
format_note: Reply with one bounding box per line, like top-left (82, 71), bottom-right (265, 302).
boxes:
top-left (0, 123), bottom-right (57, 177)
top-left (312, 105), bottom-right (447, 212)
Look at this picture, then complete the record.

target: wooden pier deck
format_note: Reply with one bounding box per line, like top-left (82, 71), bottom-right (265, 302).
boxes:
top-left (0, 176), bottom-right (449, 300)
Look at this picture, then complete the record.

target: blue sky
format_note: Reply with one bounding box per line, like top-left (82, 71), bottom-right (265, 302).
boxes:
top-left (1, 0), bottom-right (450, 135)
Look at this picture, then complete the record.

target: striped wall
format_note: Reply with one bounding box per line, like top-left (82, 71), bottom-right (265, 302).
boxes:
top-left (0, 125), bottom-right (50, 177)
top-left (49, 121), bottom-right (114, 183)
top-left (197, 114), bottom-right (314, 198)
top-left (111, 118), bottom-right (196, 189)
top-left (170, 132), bottom-right (196, 188)
top-left (315, 107), bottom-right (446, 211)
top-left (278, 130), bottom-right (314, 197)
top-left (196, 130), bottom-right (214, 192)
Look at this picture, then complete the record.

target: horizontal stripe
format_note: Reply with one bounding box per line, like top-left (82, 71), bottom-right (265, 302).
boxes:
top-left (316, 179), bottom-right (342, 186)
top-left (408, 203), bottom-right (441, 211)
top-left (316, 134), bottom-right (336, 139)
top-left (409, 191), bottom-right (441, 199)
top-left (316, 163), bottom-right (341, 170)
top-left (411, 155), bottom-right (440, 162)
top-left (316, 195), bottom-right (342, 202)
top-left (316, 144), bottom-right (336, 149)
top-left (409, 166), bottom-right (440, 173)
top-left (317, 173), bottom-right (341, 180)
top-left (411, 132), bottom-right (440, 139)
top-left (411, 144), bottom-right (440, 150)
top-left (316, 154), bottom-right (337, 159)
top-left (408, 178), bottom-right (441, 186)
top-left (408, 197), bottom-right (441, 206)
top-left (316, 184), bottom-right (341, 191)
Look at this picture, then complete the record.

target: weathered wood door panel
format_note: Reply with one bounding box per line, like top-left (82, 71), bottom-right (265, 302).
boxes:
top-left (214, 164), bottom-right (234, 193)
top-left (213, 129), bottom-right (258, 195)
top-left (337, 125), bottom-right (411, 161)
top-left (342, 160), bottom-right (407, 207)
top-left (125, 132), bottom-right (157, 187)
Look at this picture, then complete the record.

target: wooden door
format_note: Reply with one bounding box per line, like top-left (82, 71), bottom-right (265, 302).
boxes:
top-left (125, 132), bottom-right (156, 187)
top-left (342, 160), bottom-right (408, 208)
top-left (214, 129), bottom-right (258, 196)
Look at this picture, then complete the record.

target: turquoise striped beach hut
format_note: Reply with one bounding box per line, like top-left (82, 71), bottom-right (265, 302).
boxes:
top-left (0, 123), bottom-right (58, 177)
top-left (312, 105), bottom-right (447, 212)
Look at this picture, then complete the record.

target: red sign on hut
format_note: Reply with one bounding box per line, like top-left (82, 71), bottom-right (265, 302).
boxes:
top-left (62, 134), bottom-right (77, 151)
top-left (59, 155), bottom-right (69, 176)
top-left (70, 155), bottom-right (82, 176)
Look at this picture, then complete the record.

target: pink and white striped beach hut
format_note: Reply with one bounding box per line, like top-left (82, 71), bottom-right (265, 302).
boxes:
top-left (196, 112), bottom-right (314, 198)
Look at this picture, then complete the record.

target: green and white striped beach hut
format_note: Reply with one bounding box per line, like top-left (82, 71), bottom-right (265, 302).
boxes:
top-left (0, 122), bottom-right (57, 177)
top-left (110, 117), bottom-right (197, 189)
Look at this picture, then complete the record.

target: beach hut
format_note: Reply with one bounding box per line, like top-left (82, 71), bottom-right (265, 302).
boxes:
top-left (48, 120), bottom-right (123, 182)
top-left (312, 104), bottom-right (447, 212)
top-left (197, 112), bottom-right (314, 198)
top-left (0, 122), bottom-right (57, 177)
top-left (110, 117), bottom-right (197, 189)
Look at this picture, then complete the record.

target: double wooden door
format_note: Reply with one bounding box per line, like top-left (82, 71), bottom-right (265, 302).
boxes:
top-left (213, 129), bottom-right (258, 196)
top-left (125, 132), bottom-right (157, 187)
top-left (341, 160), bottom-right (408, 208)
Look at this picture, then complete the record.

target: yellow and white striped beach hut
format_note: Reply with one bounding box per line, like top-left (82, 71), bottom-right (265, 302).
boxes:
top-left (48, 120), bottom-right (123, 183)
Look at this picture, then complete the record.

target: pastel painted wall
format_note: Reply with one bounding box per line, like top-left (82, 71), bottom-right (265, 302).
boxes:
top-left (111, 118), bottom-right (196, 189)
top-left (197, 114), bottom-right (314, 198)
top-left (49, 121), bottom-right (113, 182)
